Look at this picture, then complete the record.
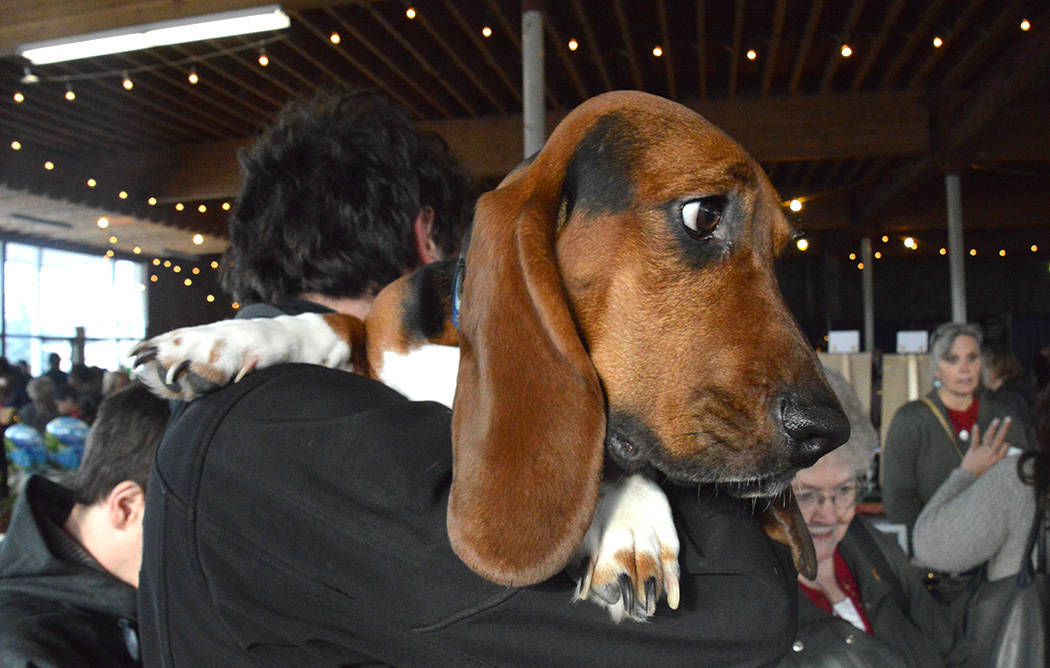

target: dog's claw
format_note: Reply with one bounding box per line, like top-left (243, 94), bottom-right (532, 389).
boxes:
top-left (644, 577), bottom-right (657, 616)
top-left (132, 348), bottom-right (157, 367)
top-left (664, 563), bottom-right (680, 610)
top-left (617, 573), bottom-right (633, 614)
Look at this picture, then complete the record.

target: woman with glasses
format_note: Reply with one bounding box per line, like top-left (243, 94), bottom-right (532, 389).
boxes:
top-left (779, 368), bottom-right (965, 667)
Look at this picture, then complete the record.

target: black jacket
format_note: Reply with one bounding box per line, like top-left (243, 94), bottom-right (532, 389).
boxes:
top-left (137, 358), bottom-right (806, 667)
top-left (779, 519), bottom-right (963, 667)
top-left (0, 475), bottom-right (140, 667)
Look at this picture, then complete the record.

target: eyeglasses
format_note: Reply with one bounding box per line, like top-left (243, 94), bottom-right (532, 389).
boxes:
top-left (793, 483), bottom-right (860, 513)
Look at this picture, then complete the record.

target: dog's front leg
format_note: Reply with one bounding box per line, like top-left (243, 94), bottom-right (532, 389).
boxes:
top-left (572, 473), bottom-right (680, 622)
top-left (130, 313), bottom-right (365, 400)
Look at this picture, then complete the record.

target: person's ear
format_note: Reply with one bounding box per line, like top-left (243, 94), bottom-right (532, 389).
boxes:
top-left (413, 206), bottom-right (440, 264)
top-left (105, 480), bottom-right (146, 530)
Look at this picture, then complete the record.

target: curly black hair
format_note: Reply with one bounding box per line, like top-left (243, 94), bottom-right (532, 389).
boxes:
top-left (1019, 388), bottom-right (1050, 515)
top-left (221, 89), bottom-right (474, 304)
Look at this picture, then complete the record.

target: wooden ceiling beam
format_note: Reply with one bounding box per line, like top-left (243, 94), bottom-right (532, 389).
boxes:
top-left (571, 0), bottom-right (612, 92)
top-left (817, 0), bottom-right (865, 94)
top-left (442, 1), bottom-right (521, 107)
top-left (656, 0), bottom-right (677, 100)
top-left (788, 0), bottom-right (824, 95)
top-left (728, 0), bottom-right (745, 98)
top-left (612, 0), bottom-right (643, 90)
top-left (696, 0), bottom-right (708, 100)
top-left (760, 0), bottom-right (787, 97)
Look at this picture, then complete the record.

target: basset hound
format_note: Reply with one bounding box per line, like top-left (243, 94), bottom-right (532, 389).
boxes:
top-left (132, 90), bottom-right (850, 622)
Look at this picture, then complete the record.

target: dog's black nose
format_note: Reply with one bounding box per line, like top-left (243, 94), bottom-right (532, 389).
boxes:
top-left (778, 393), bottom-right (851, 467)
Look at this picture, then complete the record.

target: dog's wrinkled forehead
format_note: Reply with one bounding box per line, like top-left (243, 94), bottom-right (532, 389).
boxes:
top-left (561, 109), bottom-right (759, 217)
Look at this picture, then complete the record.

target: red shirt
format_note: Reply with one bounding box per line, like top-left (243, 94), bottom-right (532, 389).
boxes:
top-left (946, 398), bottom-right (979, 441)
top-left (798, 548), bottom-right (874, 634)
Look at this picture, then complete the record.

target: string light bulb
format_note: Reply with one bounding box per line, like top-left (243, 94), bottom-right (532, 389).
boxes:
top-left (118, 190), bottom-right (128, 199)
top-left (789, 199), bottom-right (803, 212)
top-left (64, 84), bottom-right (75, 101)
top-left (329, 32), bottom-right (341, 44)
top-left (147, 196), bottom-right (157, 205)
top-left (10, 141), bottom-right (22, 151)
top-left (197, 204), bottom-right (207, 213)
top-left (13, 91), bottom-right (24, 103)
top-left (221, 201), bottom-right (231, 210)
top-left (44, 160), bottom-right (54, 170)
top-left (999, 249), bottom-right (1007, 257)
top-left (96, 217), bottom-right (109, 229)
top-left (210, 260), bottom-right (220, 269)
top-left (568, 38), bottom-right (579, 51)
top-left (932, 36), bottom-right (943, 48)
top-left (746, 49), bottom-right (758, 60)
top-left (840, 44), bottom-right (853, 58)
top-left (1020, 19), bottom-right (1031, 31)
top-left (175, 202), bottom-right (184, 211)
top-left (405, 7), bottom-right (416, 19)
top-left (796, 238), bottom-right (809, 251)
top-left (482, 26), bottom-right (492, 38)
top-left (652, 45), bottom-right (663, 57)
top-left (122, 71), bottom-right (133, 89)
top-left (848, 252), bottom-right (857, 261)
top-left (192, 233), bottom-right (205, 245)
top-left (258, 49), bottom-right (269, 66)
top-left (939, 247), bottom-right (947, 255)
top-left (187, 67), bottom-right (199, 84)
top-left (207, 294), bottom-right (215, 303)
top-left (86, 178), bottom-right (96, 187)
top-left (1031, 244), bottom-right (1039, 252)
top-left (874, 251), bottom-right (882, 259)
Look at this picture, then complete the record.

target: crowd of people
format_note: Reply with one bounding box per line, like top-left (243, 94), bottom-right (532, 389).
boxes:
top-left (1, 87), bottom-right (1049, 666)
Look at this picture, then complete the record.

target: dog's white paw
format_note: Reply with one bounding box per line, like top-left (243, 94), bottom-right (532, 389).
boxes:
top-left (572, 473), bottom-right (680, 622)
top-left (130, 314), bottom-right (352, 401)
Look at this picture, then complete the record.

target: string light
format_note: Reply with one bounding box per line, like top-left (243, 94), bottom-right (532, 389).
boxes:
top-left (257, 49), bottom-right (269, 66)
top-left (221, 201), bottom-right (231, 211)
top-left (210, 260), bottom-right (220, 269)
top-left (163, 260), bottom-right (171, 268)
top-left (197, 204), bottom-right (207, 213)
top-left (1020, 19), bottom-right (1031, 31)
top-left (789, 199), bottom-right (803, 212)
top-left (405, 7), bottom-right (416, 19)
top-left (105, 250), bottom-right (115, 258)
top-left (43, 161), bottom-right (54, 170)
top-left (1032, 245), bottom-right (1039, 252)
top-left (13, 92), bottom-right (24, 103)
top-left (184, 278), bottom-right (193, 286)
top-left (840, 44), bottom-right (853, 58)
top-left (122, 71), bottom-right (133, 89)
top-left (96, 217), bottom-right (109, 229)
top-left (903, 236), bottom-right (916, 249)
top-left (108, 235), bottom-right (118, 243)
top-left (932, 36), bottom-right (943, 48)
top-left (174, 202), bottom-right (184, 211)
top-left (187, 67), bottom-right (198, 84)
top-left (86, 178), bottom-right (96, 187)
top-left (746, 49), bottom-right (758, 60)
top-left (652, 46), bottom-right (663, 57)
top-left (232, 302), bottom-right (241, 310)
top-left (64, 84), bottom-right (75, 101)
top-left (192, 233), bottom-right (205, 245)
top-left (152, 258), bottom-right (161, 266)
top-left (329, 32), bottom-right (341, 44)
top-left (939, 247), bottom-right (947, 255)
top-left (848, 252), bottom-right (857, 261)
top-left (206, 294), bottom-right (215, 303)
top-left (133, 246), bottom-right (142, 254)
top-left (568, 38), bottom-right (579, 51)
top-left (10, 141), bottom-right (21, 151)
top-left (874, 251), bottom-right (882, 259)
top-left (150, 275), bottom-right (158, 282)
top-left (999, 249), bottom-right (1007, 257)
top-left (970, 248), bottom-right (977, 256)
top-left (482, 26), bottom-right (492, 38)
top-left (173, 265), bottom-right (182, 273)
top-left (192, 267), bottom-right (200, 275)
top-left (118, 190), bottom-right (128, 199)
top-left (796, 238), bottom-right (809, 251)
top-left (857, 262), bottom-right (865, 270)
top-left (881, 235), bottom-right (889, 243)
top-left (147, 196), bottom-right (157, 205)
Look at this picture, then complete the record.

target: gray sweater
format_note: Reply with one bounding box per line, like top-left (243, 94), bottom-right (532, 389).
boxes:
top-left (912, 454), bottom-right (1035, 581)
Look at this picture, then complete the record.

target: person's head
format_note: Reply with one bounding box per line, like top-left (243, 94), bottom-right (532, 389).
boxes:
top-left (1019, 389), bottom-right (1050, 514)
top-left (26, 376), bottom-right (57, 412)
top-left (67, 382), bottom-right (171, 586)
top-left (792, 367), bottom-right (879, 566)
top-left (220, 88), bottom-right (474, 306)
top-left (929, 322), bottom-right (983, 397)
top-left (55, 384), bottom-right (79, 416)
top-left (981, 346), bottom-right (1024, 392)
top-left (48, 352), bottom-right (61, 370)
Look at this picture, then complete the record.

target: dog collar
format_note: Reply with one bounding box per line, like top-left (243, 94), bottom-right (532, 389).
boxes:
top-left (451, 254), bottom-right (465, 328)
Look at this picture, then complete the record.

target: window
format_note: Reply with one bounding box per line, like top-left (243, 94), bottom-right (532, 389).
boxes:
top-left (2, 242), bottom-right (147, 374)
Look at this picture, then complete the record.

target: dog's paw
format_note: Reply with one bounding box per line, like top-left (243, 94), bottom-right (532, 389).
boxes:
top-left (130, 319), bottom-right (265, 400)
top-left (571, 473), bottom-right (680, 623)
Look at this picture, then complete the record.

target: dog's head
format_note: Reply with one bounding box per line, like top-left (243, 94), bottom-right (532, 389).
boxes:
top-left (449, 91), bottom-right (848, 585)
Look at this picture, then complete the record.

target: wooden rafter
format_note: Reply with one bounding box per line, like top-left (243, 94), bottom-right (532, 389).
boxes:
top-left (571, 0), bottom-right (612, 91)
top-left (697, 0), bottom-right (708, 100)
top-left (656, 0), bottom-right (676, 99)
top-left (543, 11), bottom-right (589, 101)
top-left (818, 0), bottom-right (865, 94)
top-left (850, 0), bottom-right (905, 91)
top-left (612, 0), bottom-right (643, 90)
top-left (788, 0), bottom-right (824, 95)
top-left (359, 4), bottom-right (476, 117)
top-left (906, 0), bottom-right (985, 89)
top-left (942, 0), bottom-right (1026, 89)
top-left (760, 0), bottom-right (787, 97)
top-left (878, 0), bottom-right (946, 89)
top-left (441, 1), bottom-right (520, 106)
top-left (728, 0), bottom-right (745, 98)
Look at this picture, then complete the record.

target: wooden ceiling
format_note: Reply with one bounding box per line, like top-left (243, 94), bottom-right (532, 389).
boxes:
top-left (1, 0), bottom-right (1048, 260)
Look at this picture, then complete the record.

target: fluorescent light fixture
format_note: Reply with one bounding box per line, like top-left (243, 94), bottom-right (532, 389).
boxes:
top-left (19, 5), bottom-right (289, 65)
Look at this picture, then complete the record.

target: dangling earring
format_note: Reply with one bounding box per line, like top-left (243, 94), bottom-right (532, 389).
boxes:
top-left (933, 378), bottom-right (942, 388)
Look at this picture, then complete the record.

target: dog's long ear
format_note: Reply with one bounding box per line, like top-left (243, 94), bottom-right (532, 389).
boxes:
top-left (448, 168), bottom-right (607, 587)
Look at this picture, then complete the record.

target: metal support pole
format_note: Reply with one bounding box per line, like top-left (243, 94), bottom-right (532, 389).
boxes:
top-left (522, 1), bottom-right (545, 158)
top-left (860, 236), bottom-right (874, 352)
top-left (945, 173), bottom-right (966, 323)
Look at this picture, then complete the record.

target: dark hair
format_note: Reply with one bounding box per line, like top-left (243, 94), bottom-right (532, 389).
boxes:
top-left (70, 382), bottom-right (171, 505)
top-left (1018, 388), bottom-right (1050, 514)
top-left (982, 346), bottom-right (1025, 386)
top-left (221, 89), bottom-right (474, 304)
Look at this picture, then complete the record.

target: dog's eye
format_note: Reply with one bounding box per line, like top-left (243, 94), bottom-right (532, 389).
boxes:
top-left (681, 197), bottom-right (725, 239)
